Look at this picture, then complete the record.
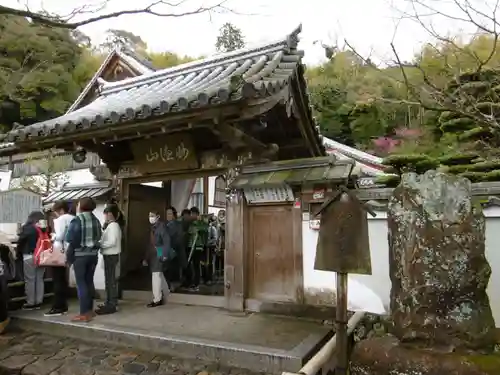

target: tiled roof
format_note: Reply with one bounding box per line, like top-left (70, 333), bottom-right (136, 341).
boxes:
top-left (65, 47), bottom-right (156, 114)
top-left (43, 181), bottom-right (113, 204)
top-left (229, 157), bottom-right (355, 188)
top-left (3, 25), bottom-right (303, 143)
top-left (118, 48), bottom-right (156, 74)
top-left (323, 137), bottom-right (383, 166)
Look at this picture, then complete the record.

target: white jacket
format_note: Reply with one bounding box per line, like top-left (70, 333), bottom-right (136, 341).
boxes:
top-left (99, 222), bottom-right (122, 256)
top-left (52, 213), bottom-right (74, 252)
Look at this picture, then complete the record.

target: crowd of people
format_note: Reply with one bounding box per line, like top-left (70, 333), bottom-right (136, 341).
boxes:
top-left (0, 196), bottom-right (220, 331)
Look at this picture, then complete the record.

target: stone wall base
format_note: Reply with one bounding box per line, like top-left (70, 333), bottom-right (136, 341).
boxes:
top-left (351, 337), bottom-right (500, 375)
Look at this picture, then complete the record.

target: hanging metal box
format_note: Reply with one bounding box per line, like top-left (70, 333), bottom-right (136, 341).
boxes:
top-left (314, 195), bottom-right (372, 275)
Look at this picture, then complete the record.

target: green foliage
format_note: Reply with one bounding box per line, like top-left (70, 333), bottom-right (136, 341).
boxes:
top-left (100, 29), bottom-right (148, 54)
top-left (215, 23), bottom-right (245, 53)
top-left (149, 52), bottom-right (197, 69)
top-left (15, 149), bottom-right (71, 195)
top-left (306, 50), bottom-right (417, 150)
top-left (0, 15), bottom-right (91, 131)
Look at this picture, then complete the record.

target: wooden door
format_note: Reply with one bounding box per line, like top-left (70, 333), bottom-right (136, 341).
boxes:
top-left (124, 184), bottom-right (168, 276)
top-left (247, 205), bottom-right (297, 302)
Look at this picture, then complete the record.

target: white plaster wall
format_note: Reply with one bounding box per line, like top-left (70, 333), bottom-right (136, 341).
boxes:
top-left (64, 169), bottom-right (97, 186)
top-left (0, 170), bottom-right (12, 191)
top-left (303, 207), bottom-right (500, 326)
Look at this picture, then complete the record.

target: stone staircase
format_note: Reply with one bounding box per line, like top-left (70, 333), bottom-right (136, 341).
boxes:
top-left (7, 278), bottom-right (54, 310)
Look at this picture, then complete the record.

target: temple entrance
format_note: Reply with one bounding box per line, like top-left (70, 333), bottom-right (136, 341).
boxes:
top-left (120, 174), bottom-right (226, 300)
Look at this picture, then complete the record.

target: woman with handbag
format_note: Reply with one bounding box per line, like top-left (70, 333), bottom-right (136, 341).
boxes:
top-left (16, 211), bottom-right (48, 310)
top-left (44, 201), bottom-right (74, 317)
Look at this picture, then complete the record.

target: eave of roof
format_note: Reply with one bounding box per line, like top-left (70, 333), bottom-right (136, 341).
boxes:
top-left (230, 157), bottom-right (355, 188)
top-left (118, 48), bottom-right (156, 74)
top-left (323, 136), bottom-right (383, 167)
top-left (43, 180), bottom-right (113, 204)
top-left (2, 25), bottom-right (304, 143)
top-left (65, 47), bottom-right (155, 114)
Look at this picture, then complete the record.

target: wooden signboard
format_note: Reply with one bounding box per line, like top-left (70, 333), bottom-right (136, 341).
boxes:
top-left (90, 165), bottom-right (142, 180)
top-left (244, 185), bottom-right (294, 204)
top-left (200, 150), bottom-right (254, 170)
top-left (314, 194), bottom-right (372, 275)
top-left (131, 133), bottom-right (198, 174)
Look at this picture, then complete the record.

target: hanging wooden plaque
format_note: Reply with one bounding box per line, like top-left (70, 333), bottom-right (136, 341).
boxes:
top-left (131, 133), bottom-right (198, 174)
top-left (314, 195), bottom-right (372, 275)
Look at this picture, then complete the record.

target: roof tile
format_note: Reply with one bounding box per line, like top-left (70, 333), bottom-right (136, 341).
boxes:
top-left (6, 25), bottom-right (303, 143)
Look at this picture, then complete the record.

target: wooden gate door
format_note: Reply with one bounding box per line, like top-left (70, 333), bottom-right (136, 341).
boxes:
top-left (247, 205), bottom-right (297, 302)
top-left (124, 184), bottom-right (169, 277)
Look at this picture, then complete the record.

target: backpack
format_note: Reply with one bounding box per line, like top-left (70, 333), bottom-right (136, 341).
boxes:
top-left (33, 227), bottom-right (55, 267)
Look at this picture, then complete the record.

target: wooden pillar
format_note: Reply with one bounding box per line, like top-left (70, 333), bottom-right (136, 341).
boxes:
top-left (292, 199), bottom-right (305, 303)
top-left (225, 192), bottom-right (246, 311)
top-left (118, 179), bottom-right (130, 277)
top-left (203, 176), bottom-right (209, 214)
top-left (162, 180), bottom-right (172, 214)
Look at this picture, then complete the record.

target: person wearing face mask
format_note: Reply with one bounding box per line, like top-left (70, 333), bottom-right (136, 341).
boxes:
top-left (144, 211), bottom-right (171, 308)
top-left (16, 211), bottom-right (48, 310)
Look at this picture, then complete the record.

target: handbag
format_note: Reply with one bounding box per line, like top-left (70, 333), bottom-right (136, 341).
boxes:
top-left (38, 247), bottom-right (66, 267)
top-left (68, 265), bottom-right (76, 287)
top-left (156, 246), bottom-right (176, 261)
top-left (34, 228), bottom-right (65, 267)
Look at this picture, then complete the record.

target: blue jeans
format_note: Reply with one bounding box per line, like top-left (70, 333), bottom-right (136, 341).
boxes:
top-left (73, 256), bottom-right (98, 315)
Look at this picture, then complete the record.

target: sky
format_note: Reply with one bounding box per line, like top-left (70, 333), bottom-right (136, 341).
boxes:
top-left (2, 0), bottom-right (491, 65)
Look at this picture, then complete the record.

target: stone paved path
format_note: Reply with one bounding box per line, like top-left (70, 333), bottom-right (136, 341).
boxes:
top-left (0, 330), bottom-right (266, 375)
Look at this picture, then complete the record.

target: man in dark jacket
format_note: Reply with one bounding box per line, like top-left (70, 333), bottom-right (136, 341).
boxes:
top-left (145, 210), bottom-right (171, 308)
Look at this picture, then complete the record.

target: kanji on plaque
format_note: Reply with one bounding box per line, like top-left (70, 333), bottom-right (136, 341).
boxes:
top-left (131, 133), bottom-right (198, 173)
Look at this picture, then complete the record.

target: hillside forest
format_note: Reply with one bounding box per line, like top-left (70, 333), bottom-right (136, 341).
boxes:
top-left (2, 0), bottom-right (500, 186)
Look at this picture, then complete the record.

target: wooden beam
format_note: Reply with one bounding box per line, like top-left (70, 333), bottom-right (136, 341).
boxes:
top-left (12, 96), bottom-right (284, 153)
top-left (212, 123), bottom-right (266, 150)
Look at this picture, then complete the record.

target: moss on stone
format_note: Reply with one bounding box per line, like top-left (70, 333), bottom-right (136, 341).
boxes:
top-left (462, 353), bottom-right (500, 374)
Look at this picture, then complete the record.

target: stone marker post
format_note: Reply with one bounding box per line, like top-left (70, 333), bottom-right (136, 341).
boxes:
top-left (351, 170), bottom-right (499, 375)
top-left (387, 171), bottom-right (496, 350)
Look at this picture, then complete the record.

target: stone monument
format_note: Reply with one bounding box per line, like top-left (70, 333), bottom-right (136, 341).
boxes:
top-left (351, 171), bottom-right (499, 375)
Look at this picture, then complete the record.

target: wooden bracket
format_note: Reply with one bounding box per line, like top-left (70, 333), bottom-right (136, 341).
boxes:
top-left (213, 123), bottom-right (266, 150)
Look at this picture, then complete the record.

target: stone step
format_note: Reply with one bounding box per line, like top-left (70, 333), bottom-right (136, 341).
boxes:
top-left (10, 303), bottom-right (332, 374)
top-left (7, 278), bottom-right (54, 310)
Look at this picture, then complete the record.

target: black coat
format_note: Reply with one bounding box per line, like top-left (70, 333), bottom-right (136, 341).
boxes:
top-left (167, 220), bottom-right (188, 268)
top-left (148, 221), bottom-right (170, 273)
top-left (16, 224), bottom-right (38, 257)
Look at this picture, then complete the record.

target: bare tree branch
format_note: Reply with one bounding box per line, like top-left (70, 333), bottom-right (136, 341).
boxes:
top-left (0, 0), bottom-right (232, 29)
